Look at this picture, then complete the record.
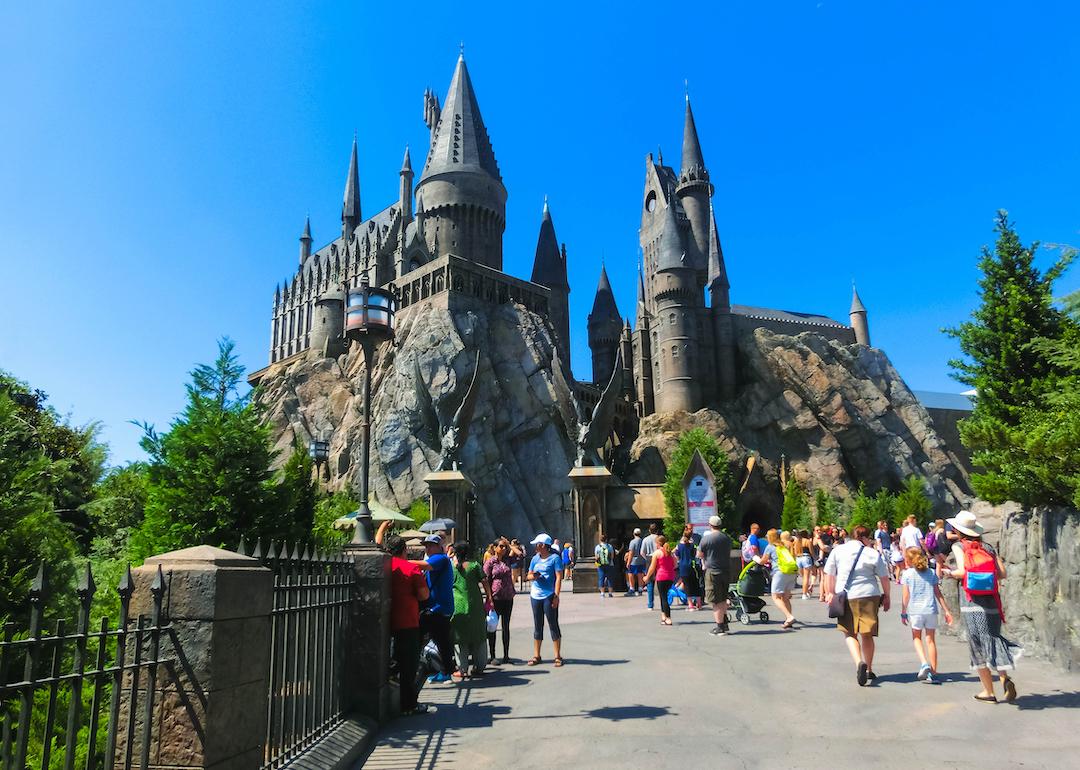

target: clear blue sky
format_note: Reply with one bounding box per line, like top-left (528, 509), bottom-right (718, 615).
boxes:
top-left (2, 1), bottom-right (1078, 466)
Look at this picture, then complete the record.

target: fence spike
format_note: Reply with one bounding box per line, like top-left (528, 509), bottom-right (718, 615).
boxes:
top-left (252, 538), bottom-right (263, 559)
top-left (302, 544), bottom-right (312, 562)
top-left (30, 562), bottom-right (46, 601)
top-left (290, 542), bottom-right (302, 561)
top-left (118, 565), bottom-right (134, 600)
top-left (78, 561), bottom-right (97, 603)
top-left (151, 564), bottom-right (165, 595)
top-left (237, 536), bottom-right (248, 556)
top-left (266, 540), bottom-right (278, 560)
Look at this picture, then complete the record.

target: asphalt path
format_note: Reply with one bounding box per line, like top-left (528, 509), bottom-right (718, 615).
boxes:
top-left (362, 584), bottom-right (1080, 769)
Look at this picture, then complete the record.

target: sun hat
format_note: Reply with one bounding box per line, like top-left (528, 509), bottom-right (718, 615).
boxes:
top-left (946, 510), bottom-right (984, 538)
top-left (708, 515), bottom-right (722, 527)
top-left (530, 533), bottom-right (553, 546)
top-left (423, 534), bottom-right (443, 545)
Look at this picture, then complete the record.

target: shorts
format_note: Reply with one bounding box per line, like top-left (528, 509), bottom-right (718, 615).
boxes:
top-left (770, 571), bottom-right (797, 595)
top-left (703, 570), bottom-right (730, 605)
top-left (628, 564), bottom-right (645, 575)
top-left (596, 566), bottom-right (612, 585)
top-left (838, 596), bottom-right (881, 637)
top-left (909, 613), bottom-right (937, 631)
top-left (796, 555), bottom-right (813, 570)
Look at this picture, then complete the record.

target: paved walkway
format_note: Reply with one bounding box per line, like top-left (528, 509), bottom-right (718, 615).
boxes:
top-left (361, 584), bottom-right (1080, 769)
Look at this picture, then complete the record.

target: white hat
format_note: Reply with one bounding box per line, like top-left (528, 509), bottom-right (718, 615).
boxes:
top-left (946, 510), bottom-right (985, 537)
top-left (530, 533), bottom-right (553, 546)
top-left (633, 527), bottom-right (642, 536)
top-left (709, 515), bottom-right (722, 527)
top-left (423, 534), bottom-right (443, 545)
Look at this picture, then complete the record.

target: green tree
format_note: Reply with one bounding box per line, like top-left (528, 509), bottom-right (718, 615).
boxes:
top-left (781, 477), bottom-right (810, 532)
top-left (869, 488), bottom-right (896, 530)
top-left (661, 428), bottom-right (735, 541)
top-left (129, 339), bottom-right (299, 560)
top-left (311, 491), bottom-right (357, 550)
top-left (946, 213), bottom-right (1078, 504)
top-left (893, 475), bottom-right (933, 528)
top-left (814, 488), bottom-right (838, 526)
top-left (275, 443), bottom-right (318, 543)
top-left (847, 483), bottom-right (875, 530)
top-left (406, 498), bottom-right (431, 529)
top-left (84, 462), bottom-right (148, 561)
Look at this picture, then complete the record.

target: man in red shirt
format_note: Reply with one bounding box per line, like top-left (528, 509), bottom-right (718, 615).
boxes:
top-left (384, 528), bottom-right (430, 715)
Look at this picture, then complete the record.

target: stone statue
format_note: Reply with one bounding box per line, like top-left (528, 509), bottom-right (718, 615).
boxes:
top-left (413, 350), bottom-right (482, 471)
top-left (551, 348), bottom-right (622, 467)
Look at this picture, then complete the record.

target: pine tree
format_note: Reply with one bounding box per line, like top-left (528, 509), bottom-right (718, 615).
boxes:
top-left (781, 477), bottom-right (810, 532)
top-left (847, 483), bottom-right (875, 530)
top-left (893, 476), bottom-right (932, 528)
top-left (814, 488), bottom-right (837, 526)
top-left (661, 428), bottom-right (735, 540)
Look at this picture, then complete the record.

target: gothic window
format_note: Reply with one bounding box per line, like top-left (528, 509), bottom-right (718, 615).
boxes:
top-left (669, 312), bottom-right (676, 326)
top-left (645, 190), bottom-right (657, 213)
top-left (671, 346), bottom-right (679, 359)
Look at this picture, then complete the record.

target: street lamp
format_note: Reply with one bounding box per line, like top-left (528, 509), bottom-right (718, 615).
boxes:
top-left (343, 272), bottom-right (397, 544)
top-left (308, 438), bottom-right (330, 481)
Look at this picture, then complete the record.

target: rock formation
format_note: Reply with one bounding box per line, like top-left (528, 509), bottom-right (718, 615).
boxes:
top-left (627, 327), bottom-right (972, 525)
top-left (256, 302), bottom-right (577, 543)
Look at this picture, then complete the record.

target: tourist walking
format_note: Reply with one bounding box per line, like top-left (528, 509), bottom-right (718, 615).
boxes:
top-left (796, 529), bottom-right (814, 599)
top-left (697, 516), bottom-right (733, 636)
top-left (823, 525), bottom-right (891, 686)
top-left (640, 523), bottom-right (660, 609)
top-left (419, 534), bottom-right (457, 682)
top-left (450, 542), bottom-right (492, 679)
top-left (756, 529), bottom-right (798, 629)
top-left (509, 539), bottom-right (526, 590)
top-left (527, 534), bottom-right (564, 667)
top-left (676, 526), bottom-right (702, 610)
top-left (945, 510), bottom-right (1021, 703)
top-left (484, 539), bottom-right (517, 663)
top-left (625, 528), bottom-right (645, 596)
top-left (889, 533), bottom-right (905, 583)
top-left (900, 515), bottom-right (925, 552)
top-left (594, 534), bottom-right (615, 598)
top-left (746, 523), bottom-right (763, 559)
top-left (900, 546), bottom-right (953, 683)
top-left (377, 522), bottom-right (431, 715)
top-left (644, 535), bottom-right (677, 625)
top-left (815, 525), bottom-right (835, 603)
top-left (562, 541), bottom-right (575, 580)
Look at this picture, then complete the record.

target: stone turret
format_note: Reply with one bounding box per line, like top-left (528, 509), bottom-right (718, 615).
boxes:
top-left (341, 137), bottom-right (361, 240)
top-left (707, 202), bottom-right (736, 401)
top-left (416, 54), bottom-right (507, 270)
top-left (587, 265), bottom-right (622, 386)
top-left (620, 320), bottom-right (635, 401)
top-left (653, 200), bottom-right (702, 413)
top-left (299, 216), bottom-right (312, 265)
top-left (530, 199), bottom-right (571, 367)
top-left (632, 267), bottom-right (656, 416)
top-left (850, 284), bottom-right (870, 346)
top-left (399, 146), bottom-right (414, 224)
top-left (309, 286), bottom-right (345, 360)
top-left (675, 95), bottom-right (713, 274)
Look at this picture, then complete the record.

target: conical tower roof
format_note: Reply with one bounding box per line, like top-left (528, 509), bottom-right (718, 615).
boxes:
top-left (421, 54), bottom-right (501, 182)
top-left (680, 95), bottom-right (708, 181)
top-left (590, 265), bottom-right (621, 321)
top-left (400, 145), bottom-right (412, 174)
top-left (530, 199), bottom-right (568, 290)
top-left (706, 202), bottom-right (728, 289)
top-left (301, 215), bottom-right (312, 241)
top-left (656, 201), bottom-right (688, 271)
top-left (850, 283), bottom-right (867, 314)
top-left (342, 137), bottom-right (361, 221)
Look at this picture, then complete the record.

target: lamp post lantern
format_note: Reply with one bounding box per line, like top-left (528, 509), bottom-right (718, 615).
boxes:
top-left (343, 273), bottom-right (397, 544)
top-left (308, 438), bottom-right (330, 481)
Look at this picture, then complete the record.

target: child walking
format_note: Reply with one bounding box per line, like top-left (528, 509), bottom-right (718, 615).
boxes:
top-left (901, 546), bottom-right (953, 683)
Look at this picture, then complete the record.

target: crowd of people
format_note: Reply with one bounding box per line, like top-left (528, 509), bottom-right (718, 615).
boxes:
top-left (380, 506), bottom-right (1021, 717)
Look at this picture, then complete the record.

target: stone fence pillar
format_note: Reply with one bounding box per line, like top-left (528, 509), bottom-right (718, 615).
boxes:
top-left (343, 543), bottom-right (392, 722)
top-left (568, 466), bottom-right (613, 594)
top-left (127, 546), bottom-right (273, 770)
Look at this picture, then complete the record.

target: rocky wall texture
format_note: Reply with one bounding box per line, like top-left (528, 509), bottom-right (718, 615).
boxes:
top-left (257, 302), bottom-right (577, 543)
top-left (628, 328), bottom-right (971, 524)
top-left (998, 506), bottom-right (1080, 671)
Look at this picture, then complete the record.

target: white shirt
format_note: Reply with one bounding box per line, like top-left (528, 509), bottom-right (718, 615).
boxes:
top-left (824, 540), bottom-right (889, 599)
top-left (900, 524), bottom-right (924, 551)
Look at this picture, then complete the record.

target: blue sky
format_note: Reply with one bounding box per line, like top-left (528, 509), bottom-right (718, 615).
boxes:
top-left (2, 1), bottom-right (1078, 465)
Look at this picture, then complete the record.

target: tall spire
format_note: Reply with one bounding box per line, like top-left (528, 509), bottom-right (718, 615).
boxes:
top-left (849, 282), bottom-right (870, 346)
top-left (400, 145), bottom-right (412, 173)
top-left (420, 54), bottom-right (501, 182)
top-left (680, 95), bottom-right (707, 183)
top-left (706, 202), bottom-right (728, 289)
top-left (590, 265), bottom-right (621, 321)
top-left (850, 282), bottom-right (867, 314)
top-left (341, 136), bottom-right (361, 237)
top-left (531, 198), bottom-right (567, 290)
top-left (299, 215), bottom-right (312, 264)
top-left (656, 200), bottom-right (686, 271)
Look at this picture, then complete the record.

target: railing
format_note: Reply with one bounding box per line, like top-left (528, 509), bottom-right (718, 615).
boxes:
top-left (0, 563), bottom-right (170, 770)
top-left (237, 540), bottom-right (354, 770)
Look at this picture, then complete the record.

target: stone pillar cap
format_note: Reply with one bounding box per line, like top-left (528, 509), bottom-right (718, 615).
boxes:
top-left (143, 545), bottom-right (262, 568)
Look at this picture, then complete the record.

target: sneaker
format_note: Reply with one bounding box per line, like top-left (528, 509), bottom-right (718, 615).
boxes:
top-left (624, 591), bottom-right (635, 597)
top-left (428, 672), bottom-right (452, 684)
top-left (924, 672), bottom-right (938, 684)
top-left (709, 625), bottom-right (726, 636)
top-left (606, 593), bottom-right (614, 598)
top-left (403, 704), bottom-right (430, 716)
top-left (857, 662), bottom-right (868, 687)
top-left (917, 664), bottom-right (931, 681)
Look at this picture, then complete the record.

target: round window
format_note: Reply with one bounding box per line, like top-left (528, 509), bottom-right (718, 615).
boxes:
top-left (645, 191), bottom-right (657, 213)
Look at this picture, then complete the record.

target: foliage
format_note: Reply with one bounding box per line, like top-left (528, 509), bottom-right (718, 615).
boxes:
top-left (274, 443), bottom-right (318, 543)
top-left (814, 488), bottom-right (839, 526)
top-left (128, 339), bottom-right (304, 560)
top-left (847, 483), bottom-right (875, 531)
top-left (83, 462), bottom-right (148, 561)
top-left (661, 428), bottom-right (735, 541)
top-left (781, 477), bottom-right (811, 532)
top-left (312, 491), bottom-right (357, 551)
top-left (870, 488), bottom-right (896, 530)
top-left (407, 498), bottom-right (431, 529)
top-left (893, 475), bottom-right (933, 528)
top-left (946, 213), bottom-right (1079, 506)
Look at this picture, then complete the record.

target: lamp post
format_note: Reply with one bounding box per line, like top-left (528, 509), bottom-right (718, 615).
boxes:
top-left (308, 438), bottom-right (330, 482)
top-left (343, 272), bottom-right (397, 544)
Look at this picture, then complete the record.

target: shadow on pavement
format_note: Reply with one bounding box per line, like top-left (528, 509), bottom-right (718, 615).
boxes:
top-left (494, 703), bottom-right (675, 722)
top-left (560, 658), bottom-right (629, 667)
top-left (1013, 690), bottom-right (1080, 710)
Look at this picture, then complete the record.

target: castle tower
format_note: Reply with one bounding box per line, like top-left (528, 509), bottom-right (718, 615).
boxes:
top-left (587, 265), bottom-right (622, 386)
top-left (620, 320), bottom-right (635, 401)
top-left (632, 267), bottom-right (656, 416)
top-left (415, 53), bottom-right (507, 270)
top-left (850, 284), bottom-right (870, 345)
top-left (653, 200), bottom-right (703, 413)
top-left (399, 146), bottom-right (414, 224)
top-left (341, 137), bottom-right (361, 241)
top-left (707, 202), bottom-right (737, 401)
top-left (530, 199), bottom-right (571, 367)
top-left (299, 216), bottom-right (312, 265)
top-left (308, 286), bottom-right (345, 359)
top-left (675, 95), bottom-right (712, 273)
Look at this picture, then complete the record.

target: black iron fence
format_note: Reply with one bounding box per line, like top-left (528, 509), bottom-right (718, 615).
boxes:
top-left (0, 563), bottom-right (170, 770)
top-left (237, 540), bottom-right (354, 770)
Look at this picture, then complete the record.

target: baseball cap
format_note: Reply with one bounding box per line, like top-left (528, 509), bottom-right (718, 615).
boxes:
top-left (709, 515), bottom-right (722, 527)
top-left (633, 528), bottom-right (642, 535)
top-left (423, 534), bottom-right (443, 545)
top-left (530, 533), bottom-right (553, 546)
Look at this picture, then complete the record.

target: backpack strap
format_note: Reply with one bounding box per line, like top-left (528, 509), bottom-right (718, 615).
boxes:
top-left (844, 546), bottom-right (866, 593)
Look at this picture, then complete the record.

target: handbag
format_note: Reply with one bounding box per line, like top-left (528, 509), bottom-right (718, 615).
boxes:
top-left (828, 545), bottom-right (865, 619)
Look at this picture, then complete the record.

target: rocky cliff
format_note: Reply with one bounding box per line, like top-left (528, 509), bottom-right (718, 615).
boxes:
top-left (256, 302), bottom-right (577, 543)
top-left (627, 328), bottom-right (971, 524)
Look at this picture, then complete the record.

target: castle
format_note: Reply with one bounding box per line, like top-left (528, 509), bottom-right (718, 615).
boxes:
top-left (258, 53), bottom-right (871, 421)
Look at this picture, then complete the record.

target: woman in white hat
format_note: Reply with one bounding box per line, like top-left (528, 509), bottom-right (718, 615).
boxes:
top-left (526, 534), bottom-right (564, 667)
top-left (945, 510), bottom-right (1021, 703)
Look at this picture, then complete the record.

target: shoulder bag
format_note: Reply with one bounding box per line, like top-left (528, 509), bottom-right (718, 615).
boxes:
top-left (828, 545), bottom-right (866, 619)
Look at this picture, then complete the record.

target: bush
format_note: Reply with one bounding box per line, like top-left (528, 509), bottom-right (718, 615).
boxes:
top-left (661, 428), bottom-right (735, 541)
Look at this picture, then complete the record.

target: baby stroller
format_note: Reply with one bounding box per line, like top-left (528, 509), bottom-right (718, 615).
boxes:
top-left (727, 562), bottom-right (770, 625)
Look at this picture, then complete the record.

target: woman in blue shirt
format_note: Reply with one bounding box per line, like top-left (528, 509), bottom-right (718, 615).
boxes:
top-left (526, 533), bottom-right (564, 667)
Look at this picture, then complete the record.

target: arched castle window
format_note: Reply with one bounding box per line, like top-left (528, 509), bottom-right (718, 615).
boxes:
top-left (669, 313), bottom-right (676, 326)
top-left (671, 346), bottom-right (679, 359)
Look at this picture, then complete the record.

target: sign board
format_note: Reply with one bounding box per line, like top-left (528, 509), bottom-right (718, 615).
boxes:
top-left (682, 450), bottom-right (717, 535)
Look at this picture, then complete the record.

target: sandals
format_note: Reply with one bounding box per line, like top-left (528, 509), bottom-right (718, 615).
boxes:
top-left (782, 619), bottom-right (796, 630)
top-left (974, 693), bottom-right (998, 703)
top-left (553, 657), bottom-right (564, 667)
top-left (1002, 677), bottom-right (1017, 702)
top-left (660, 619), bottom-right (673, 626)
top-left (526, 656), bottom-right (542, 666)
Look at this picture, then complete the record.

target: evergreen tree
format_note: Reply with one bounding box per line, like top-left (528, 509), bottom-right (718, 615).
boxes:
top-left (892, 476), bottom-right (933, 528)
top-left (661, 428), bottom-right (735, 540)
top-left (813, 488), bottom-right (837, 526)
top-left (275, 443), bottom-right (318, 543)
top-left (781, 477), bottom-right (810, 532)
top-left (847, 483), bottom-right (875, 530)
top-left (312, 491), bottom-right (358, 551)
top-left (84, 462), bottom-right (148, 561)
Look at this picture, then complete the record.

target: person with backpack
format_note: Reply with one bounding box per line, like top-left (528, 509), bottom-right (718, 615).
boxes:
top-left (946, 510), bottom-right (1021, 703)
top-left (644, 535), bottom-right (677, 625)
top-left (562, 541), bottom-right (575, 581)
top-left (594, 534), bottom-right (615, 598)
top-left (676, 525), bottom-right (703, 611)
top-left (901, 546), bottom-right (953, 684)
top-left (755, 528), bottom-right (798, 629)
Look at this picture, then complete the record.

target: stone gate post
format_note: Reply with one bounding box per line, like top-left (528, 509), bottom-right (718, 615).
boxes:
top-left (342, 543), bottom-right (392, 722)
top-left (568, 466), bottom-right (613, 594)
